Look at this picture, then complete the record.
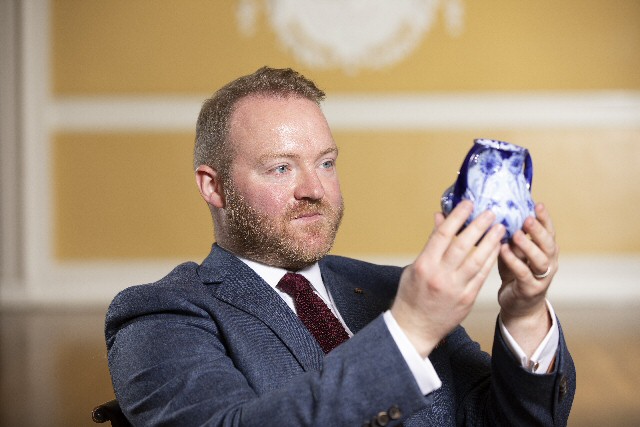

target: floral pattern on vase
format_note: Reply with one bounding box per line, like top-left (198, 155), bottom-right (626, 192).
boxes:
top-left (441, 139), bottom-right (536, 241)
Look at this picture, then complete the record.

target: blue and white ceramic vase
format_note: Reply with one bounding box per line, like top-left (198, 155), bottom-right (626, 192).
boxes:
top-left (441, 139), bottom-right (535, 240)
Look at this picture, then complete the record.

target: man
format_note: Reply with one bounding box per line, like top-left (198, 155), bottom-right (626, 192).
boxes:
top-left (106, 67), bottom-right (575, 426)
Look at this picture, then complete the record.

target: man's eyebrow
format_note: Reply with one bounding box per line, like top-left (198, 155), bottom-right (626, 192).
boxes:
top-left (320, 146), bottom-right (339, 157)
top-left (257, 147), bottom-right (338, 163)
top-left (257, 152), bottom-right (299, 163)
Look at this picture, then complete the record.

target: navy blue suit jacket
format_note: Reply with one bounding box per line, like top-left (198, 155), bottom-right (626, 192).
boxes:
top-left (106, 244), bottom-right (575, 426)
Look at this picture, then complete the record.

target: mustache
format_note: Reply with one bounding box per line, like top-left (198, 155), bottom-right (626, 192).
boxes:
top-left (287, 200), bottom-right (336, 219)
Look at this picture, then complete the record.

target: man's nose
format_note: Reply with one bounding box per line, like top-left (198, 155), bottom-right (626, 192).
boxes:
top-left (294, 168), bottom-right (325, 201)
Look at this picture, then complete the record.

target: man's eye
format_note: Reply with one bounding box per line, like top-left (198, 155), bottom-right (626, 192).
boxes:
top-left (274, 165), bottom-right (288, 174)
top-left (321, 160), bottom-right (335, 169)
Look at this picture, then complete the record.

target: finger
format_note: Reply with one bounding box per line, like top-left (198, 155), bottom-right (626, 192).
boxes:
top-left (500, 243), bottom-right (552, 292)
top-left (424, 201), bottom-right (474, 260)
top-left (442, 209), bottom-right (497, 269)
top-left (525, 204), bottom-right (557, 252)
top-left (522, 216), bottom-right (552, 252)
top-left (457, 223), bottom-right (504, 281)
top-left (509, 240), bottom-right (526, 261)
top-left (511, 229), bottom-right (549, 276)
top-left (534, 203), bottom-right (556, 236)
top-left (500, 243), bottom-right (534, 285)
top-left (437, 200), bottom-right (474, 236)
top-left (465, 242), bottom-right (502, 297)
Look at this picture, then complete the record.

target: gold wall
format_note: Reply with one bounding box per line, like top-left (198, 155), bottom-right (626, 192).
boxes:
top-left (52, 0), bottom-right (640, 93)
top-left (50, 0), bottom-right (640, 261)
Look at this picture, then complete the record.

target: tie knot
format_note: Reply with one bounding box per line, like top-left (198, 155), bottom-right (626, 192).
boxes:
top-left (277, 272), bottom-right (311, 298)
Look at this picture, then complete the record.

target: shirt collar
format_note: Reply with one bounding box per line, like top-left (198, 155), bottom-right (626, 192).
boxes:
top-left (236, 256), bottom-right (327, 300)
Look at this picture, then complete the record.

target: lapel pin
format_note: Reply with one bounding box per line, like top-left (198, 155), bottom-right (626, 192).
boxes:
top-left (354, 287), bottom-right (364, 294)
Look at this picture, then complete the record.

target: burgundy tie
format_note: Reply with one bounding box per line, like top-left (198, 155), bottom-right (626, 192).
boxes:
top-left (277, 272), bottom-right (349, 353)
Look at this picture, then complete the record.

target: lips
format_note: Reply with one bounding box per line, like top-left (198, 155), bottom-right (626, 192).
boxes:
top-left (288, 201), bottom-right (327, 221)
top-left (293, 211), bottom-right (322, 219)
top-left (296, 211), bottom-right (322, 218)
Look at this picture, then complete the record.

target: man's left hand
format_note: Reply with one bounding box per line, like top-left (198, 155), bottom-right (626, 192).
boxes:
top-left (497, 203), bottom-right (558, 357)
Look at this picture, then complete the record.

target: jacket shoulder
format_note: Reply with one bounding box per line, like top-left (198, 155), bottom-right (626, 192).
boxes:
top-left (115, 261), bottom-right (201, 294)
top-left (105, 261), bottom-right (203, 346)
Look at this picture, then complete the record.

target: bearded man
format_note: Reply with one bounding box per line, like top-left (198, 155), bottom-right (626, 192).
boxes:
top-left (106, 67), bottom-right (575, 426)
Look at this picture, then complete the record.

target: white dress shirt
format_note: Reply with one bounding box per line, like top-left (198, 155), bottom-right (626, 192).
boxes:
top-left (238, 257), bottom-right (559, 396)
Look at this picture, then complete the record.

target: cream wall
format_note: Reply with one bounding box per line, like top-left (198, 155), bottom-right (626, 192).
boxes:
top-left (2, 0), bottom-right (640, 305)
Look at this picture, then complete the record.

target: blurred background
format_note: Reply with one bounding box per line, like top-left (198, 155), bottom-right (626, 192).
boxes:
top-left (1, 0), bottom-right (639, 425)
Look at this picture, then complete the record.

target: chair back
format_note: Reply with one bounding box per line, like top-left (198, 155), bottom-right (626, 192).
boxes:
top-left (91, 399), bottom-right (131, 427)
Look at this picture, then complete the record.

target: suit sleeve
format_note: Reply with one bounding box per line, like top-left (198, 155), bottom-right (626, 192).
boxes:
top-left (440, 319), bottom-right (576, 426)
top-left (106, 285), bottom-right (430, 427)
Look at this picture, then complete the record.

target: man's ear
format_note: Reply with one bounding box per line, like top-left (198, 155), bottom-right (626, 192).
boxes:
top-left (195, 165), bottom-right (225, 208)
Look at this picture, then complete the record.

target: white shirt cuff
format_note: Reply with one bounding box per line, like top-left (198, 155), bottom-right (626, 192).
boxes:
top-left (498, 299), bottom-right (560, 374)
top-left (383, 311), bottom-right (442, 395)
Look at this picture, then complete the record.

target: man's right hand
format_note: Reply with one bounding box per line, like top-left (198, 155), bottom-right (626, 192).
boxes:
top-left (390, 201), bottom-right (505, 358)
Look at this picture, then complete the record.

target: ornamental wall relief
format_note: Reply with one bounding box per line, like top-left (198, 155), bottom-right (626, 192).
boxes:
top-left (237, 0), bottom-right (465, 72)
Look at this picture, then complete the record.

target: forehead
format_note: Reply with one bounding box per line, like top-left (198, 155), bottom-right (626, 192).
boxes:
top-left (229, 94), bottom-right (326, 135)
top-left (228, 95), bottom-right (335, 157)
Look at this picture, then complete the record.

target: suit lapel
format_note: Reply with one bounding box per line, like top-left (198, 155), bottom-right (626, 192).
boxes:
top-left (320, 260), bottom-right (390, 334)
top-left (197, 245), bottom-right (324, 371)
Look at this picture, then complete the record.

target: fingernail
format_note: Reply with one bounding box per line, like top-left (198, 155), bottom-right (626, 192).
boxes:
top-left (481, 210), bottom-right (496, 222)
top-left (460, 200), bottom-right (473, 211)
top-left (493, 223), bottom-right (505, 235)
